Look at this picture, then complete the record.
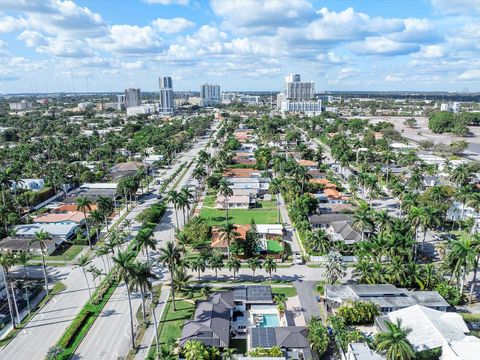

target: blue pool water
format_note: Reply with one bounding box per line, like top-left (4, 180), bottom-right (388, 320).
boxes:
top-left (259, 314), bottom-right (280, 327)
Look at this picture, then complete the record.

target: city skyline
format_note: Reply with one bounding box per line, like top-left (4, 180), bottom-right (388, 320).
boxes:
top-left (1, 0), bottom-right (480, 93)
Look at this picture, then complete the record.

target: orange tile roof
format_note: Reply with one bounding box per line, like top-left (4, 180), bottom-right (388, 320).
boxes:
top-left (211, 224), bottom-right (250, 248)
top-left (298, 159), bottom-right (317, 167)
top-left (54, 204), bottom-right (98, 212)
top-left (34, 211), bottom-right (87, 223)
top-left (223, 168), bottom-right (257, 177)
top-left (324, 188), bottom-right (346, 199)
top-left (309, 178), bottom-right (337, 189)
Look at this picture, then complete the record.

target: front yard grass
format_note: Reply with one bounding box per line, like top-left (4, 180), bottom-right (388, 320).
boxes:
top-left (200, 196), bottom-right (278, 225)
top-left (272, 286), bottom-right (297, 298)
top-left (30, 244), bottom-right (84, 263)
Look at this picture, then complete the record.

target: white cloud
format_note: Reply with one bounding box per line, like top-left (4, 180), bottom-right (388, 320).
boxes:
top-left (385, 74), bottom-right (402, 82)
top-left (0, 16), bottom-right (28, 33)
top-left (121, 61), bottom-right (144, 70)
top-left (337, 67), bottom-right (360, 79)
top-left (143, 0), bottom-right (189, 5)
top-left (430, 0), bottom-right (480, 15)
top-left (93, 24), bottom-right (163, 53)
top-left (18, 30), bottom-right (47, 47)
top-left (389, 18), bottom-right (441, 43)
top-left (317, 52), bottom-right (348, 65)
top-left (151, 17), bottom-right (194, 33)
top-left (38, 37), bottom-right (92, 58)
top-left (211, 0), bottom-right (315, 34)
top-left (458, 69), bottom-right (480, 81)
top-left (349, 36), bottom-right (420, 55)
top-left (418, 44), bottom-right (445, 58)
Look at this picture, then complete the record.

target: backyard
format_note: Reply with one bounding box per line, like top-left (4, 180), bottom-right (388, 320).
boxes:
top-left (200, 195), bottom-right (279, 225)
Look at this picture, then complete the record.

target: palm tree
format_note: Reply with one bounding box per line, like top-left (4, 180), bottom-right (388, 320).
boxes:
top-left (450, 164), bottom-right (472, 187)
top-left (227, 257), bottom-right (241, 281)
top-left (89, 210), bottom-right (104, 241)
top-left (15, 252), bottom-right (32, 315)
top-left (467, 192), bottom-right (480, 233)
top-left (130, 261), bottom-right (158, 324)
top-left (353, 206), bottom-right (373, 241)
top-left (171, 267), bottom-right (193, 300)
top-left (220, 221), bottom-right (239, 259)
top-left (0, 167), bottom-right (14, 207)
top-left (158, 241), bottom-right (182, 310)
top-left (192, 166), bottom-right (207, 185)
top-left (383, 151), bottom-right (396, 185)
top-left (97, 196), bottom-right (114, 231)
top-left (455, 186), bottom-right (472, 231)
top-left (448, 237), bottom-right (475, 293)
top-left (269, 177), bottom-right (282, 223)
top-left (166, 190), bottom-right (181, 229)
top-left (112, 250), bottom-right (136, 348)
top-left (209, 253), bottom-right (224, 280)
top-left (353, 259), bottom-right (373, 284)
top-left (0, 253), bottom-right (16, 328)
top-left (217, 179), bottom-right (233, 222)
top-left (375, 319), bottom-right (415, 360)
top-left (30, 230), bottom-right (51, 295)
top-left (135, 228), bottom-right (156, 263)
top-left (325, 250), bottom-right (346, 284)
top-left (247, 258), bottom-right (262, 277)
top-left (407, 206), bottom-right (424, 258)
top-left (75, 255), bottom-right (93, 300)
top-left (76, 196), bottom-right (93, 249)
top-left (190, 256), bottom-right (206, 281)
top-left (469, 235), bottom-right (480, 304)
top-left (263, 256), bottom-right (277, 283)
top-left (374, 210), bottom-right (393, 234)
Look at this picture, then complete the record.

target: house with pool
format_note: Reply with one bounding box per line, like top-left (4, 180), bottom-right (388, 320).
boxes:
top-left (179, 285), bottom-right (313, 359)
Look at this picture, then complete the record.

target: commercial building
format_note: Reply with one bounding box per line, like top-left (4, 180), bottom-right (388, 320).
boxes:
top-left (200, 83), bottom-right (221, 106)
top-left (159, 76), bottom-right (175, 114)
top-left (124, 88), bottom-right (141, 108)
top-left (117, 94), bottom-right (126, 110)
top-left (126, 104), bottom-right (157, 117)
top-left (277, 74), bottom-right (321, 116)
top-left (9, 100), bottom-right (33, 111)
top-left (440, 102), bottom-right (461, 113)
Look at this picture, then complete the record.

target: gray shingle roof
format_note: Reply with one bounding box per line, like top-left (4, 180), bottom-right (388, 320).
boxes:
top-left (233, 286), bottom-right (273, 303)
top-left (309, 214), bottom-right (353, 225)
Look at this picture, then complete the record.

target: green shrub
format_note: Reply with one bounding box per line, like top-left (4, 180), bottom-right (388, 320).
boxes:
top-left (337, 301), bottom-right (380, 325)
top-left (248, 346), bottom-right (283, 357)
top-left (435, 281), bottom-right (465, 306)
top-left (59, 310), bottom-right (93, 348)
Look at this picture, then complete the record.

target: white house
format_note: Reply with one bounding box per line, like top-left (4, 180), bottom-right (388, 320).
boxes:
top-left (14, 223), bottom-right (78, 243)
top-left (12, 178), bottom-right (45, 192)
top-left (441, 336), bottom-right (480, 360)
top-left (144, 154), bottom-right (165, 165)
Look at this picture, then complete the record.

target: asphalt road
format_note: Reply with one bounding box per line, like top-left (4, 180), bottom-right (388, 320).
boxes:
top-left (293, 281), bottom-right (321, 322)
top-left (73, 129), bottom-right (216, 359)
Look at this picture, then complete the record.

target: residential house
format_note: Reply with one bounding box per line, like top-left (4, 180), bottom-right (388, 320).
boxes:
top-left (14, 222), bottom-right (78, 247)
top-left (227, 177), bottom-right (270, 195)
top-left (375, 305), bottom-right (469, 352)
top-left (327, 221), bottom-right (362, 245)
top-left (211, 224), bottom-right (285, 254)
top-left (33, 211), bottom-right (87, 225)
top-left (223, 168), bottom-right (260, 178)
top-left (318, 203), bottom-right (356, 214)
top-left (53, 203), bottom-right (98, 213)
top-left (441, 336), bottom-right (480, 360)
top-left (143, 154), bottom-right (164, 165)
top-left (325, 284), bottom-right (450, 313)
top-left (347, 343), bottom-right (385, 360)
top-left (64, 183), bottom-right (118, 203)
top-left (109, 161), bottom-right (152, 181)
top-left (297, 159), bottom-right (317, 170)
top-left (233, 152), bottom-right (257, 166)
top-left (324, 188), bottom-right (349, 204)
top-left (308, 214), bottom-right (353, 229)
top-left (308, 170), bottom-right (326, 179)
top-left (180, 286), bottom-right (313, 359)
top-left (234, 129), bottom-right (254, 143)
top-left (11, 178), bottom-right (45, 192)
top-left (216, 195), bottom-right (250, 209)
top-left (0, 236), bottom-right (57, 255)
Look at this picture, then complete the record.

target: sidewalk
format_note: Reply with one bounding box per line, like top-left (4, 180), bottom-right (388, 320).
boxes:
top-left (134, 287), bottom-right (170, 360)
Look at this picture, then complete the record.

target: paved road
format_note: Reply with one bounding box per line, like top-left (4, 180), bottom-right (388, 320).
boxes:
top-left (74, 127), bottom-right (217, 360)
top-left (293, 281), bottom-right (321, 322)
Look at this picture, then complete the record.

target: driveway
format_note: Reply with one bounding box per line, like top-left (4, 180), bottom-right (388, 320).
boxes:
top-left (293, 280), bottom-right (320, 323)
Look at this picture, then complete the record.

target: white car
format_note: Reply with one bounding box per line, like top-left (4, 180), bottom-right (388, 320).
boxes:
top-left (293, 252), bottom-right (303, 265)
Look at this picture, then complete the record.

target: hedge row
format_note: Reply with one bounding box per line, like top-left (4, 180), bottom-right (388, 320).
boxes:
top-left (59, 310), bottom-right (93, 348)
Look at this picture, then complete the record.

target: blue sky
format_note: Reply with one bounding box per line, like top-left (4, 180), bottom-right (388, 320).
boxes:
top-left (0, 0), bottom-right (480, 93)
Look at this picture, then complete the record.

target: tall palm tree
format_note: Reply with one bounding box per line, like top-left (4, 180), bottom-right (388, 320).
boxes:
top-left (209, 253), bottom-right (224, 279)
top-left (97, 196), bottom-right (114, 231)
top-left (220, 221), bottom-right (239, 259)
top-left (469, 235), bottom-right (480, 304)
top-left (353, 206), bottom-right (373, 241)
top-left (166, 190), bottom-right (181, 229)
top-left (269, 177), bottom-right (282, 223)
top-left (448, 237), bottom-right (475, 293)
top-left (190, 256), bottom-right (206, 281)
top-left (450, 164), bottom-right (472, 187)
top-left (217, 179), bottom-right (233, 222)
top-left (129, 261), bottom-right (158, 324)
top-left (135, 228), bottom-right (156, 263)
top-left (76, 196), bottom-right (93, 249)
top-left (171, 267), bottom-right (193, 301)
top-left (353, 259), bottom-right (373, 284)
top-left (89, 210), bottom-right (104, 241)
top-left (455, 186), bottom-right (472, 231)
top-left (112, 250), bottom-right (136, 348)
top-left (0, 167), bottom-right (14, 207)
top-left (75, 254), bottom-right (93, 300)
top-left (247, 258), bottom-right (262, 277)
top-left (30, 230), bottom-right (51, 295)
top-left (375, 319), bottom-right (415, 360)
top-left (263, 256), bottom-right (277, 283)
top-left (407, 206), bottom-right (424, 258)
top-left (0, 253), bottom-right (16, 328)
top-left (374, 210), bottom-right (393, 234)
top-left (15, 252), bottom-right (32, 314)
top-left (467, 192), bottom-right (480, 233)
top-left (158, 241), bottom-right (182, 310)
top-left (226, 257), bottom-right (241, 281)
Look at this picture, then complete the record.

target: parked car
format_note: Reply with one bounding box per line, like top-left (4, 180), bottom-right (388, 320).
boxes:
top-left (293, 252), bottom-right (303, 265)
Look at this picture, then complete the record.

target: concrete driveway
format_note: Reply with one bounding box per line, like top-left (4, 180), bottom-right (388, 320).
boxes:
top-left (293, 280), bottom-right (320, 323)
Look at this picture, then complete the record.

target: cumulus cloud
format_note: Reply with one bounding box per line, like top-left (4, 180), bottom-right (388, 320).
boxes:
top-left (143, 0), bottom-right (189, 5)
top-left (211, 0), bottom-right (315, 34)
top-left (349, 36), bottom-right (420, 55)
top-left (18, 30), bottom-right (48, 47)
top-left (151, 17), bottom-right (195, 33)
top-left (0, 16), bottom-right (28, 33)
top-left (430, 0), bottom-right (480, 15)
top-left (389, 18), bottom-right (441, 43)
top-left (458, 69), bottom-right (480, 81)
top-left (93, 24), bottom-right (163, 53)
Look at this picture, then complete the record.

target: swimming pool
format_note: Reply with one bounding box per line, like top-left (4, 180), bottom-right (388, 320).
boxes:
top-left (259, 314), bottom-right (280, 327)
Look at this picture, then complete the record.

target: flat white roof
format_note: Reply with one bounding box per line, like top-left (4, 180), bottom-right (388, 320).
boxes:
top-left (256, 224), bottom-right (284, 235)
top-left (15, 223), bottom-right (78, 237)
top-left (80, 183), bottom-right (118, 189)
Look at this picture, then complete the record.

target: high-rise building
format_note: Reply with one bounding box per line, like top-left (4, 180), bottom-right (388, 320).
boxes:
top-left (117, 94), bottom-right (126, 110)
top-left (9, 100), bottom-right (33, 111)
top-left (159, 76), bottom-right (174, 114)
top-left (284, 74), bottom-right (314, 100)
top-left (200, 83), bottom-right (220, 106)
top-left (277, 74), bottom-right (321, 116)
top-left (124, 88), bottom-right (141, 108)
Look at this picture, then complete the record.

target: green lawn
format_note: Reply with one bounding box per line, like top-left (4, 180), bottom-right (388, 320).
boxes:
top-left (266, 240), bottom-right (283, 253)
top-left (158, 298), bottom-right (197, 345)
top-left (272, 286), bottom-right (297, 298)
top-left (200, 196), bottom-right (278, 225)
top-left (31, 245), bottom-right (84, 262)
